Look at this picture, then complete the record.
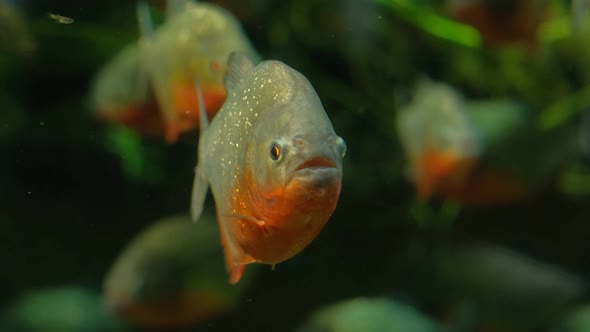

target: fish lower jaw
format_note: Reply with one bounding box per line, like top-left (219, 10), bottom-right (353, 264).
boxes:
top-left (294, 157), bottom-right (336, 171)
top-left (291, 167), bottom-right (341, 184)
top-left (288, 170), bottom-right (341, 195)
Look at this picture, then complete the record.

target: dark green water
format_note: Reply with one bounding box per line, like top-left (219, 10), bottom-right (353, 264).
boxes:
top-left (1, 1), bottom-right (590, 331)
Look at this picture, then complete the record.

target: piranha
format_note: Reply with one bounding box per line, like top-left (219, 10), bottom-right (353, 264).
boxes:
top-left (397, 78), bottom-right (482, 200)
top-left (91, 0), bottom-right (260, 143)
top-left (103, 213), bottom-right (255, 329)
top-left (91, 44), bottom-right (162, 137)
top-left (191, 53), bottom-right (346, 284)
top-left (396, 79), bottom-right (572, 205)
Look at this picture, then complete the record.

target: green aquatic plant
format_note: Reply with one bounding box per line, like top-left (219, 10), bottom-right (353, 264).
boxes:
top-left (104, 126), bottom-right (166, 184)
top-left (374, 0), bottom-right (481, 48)
top-left (538, 84), bottom-right (590, 131)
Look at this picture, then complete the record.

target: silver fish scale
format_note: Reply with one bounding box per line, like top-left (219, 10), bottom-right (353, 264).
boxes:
top-left (200, 61), bottom-right (296, 210)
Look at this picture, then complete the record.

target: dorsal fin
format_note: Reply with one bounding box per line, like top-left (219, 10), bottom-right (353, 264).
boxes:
top-left (224, 52), bottom-right (254, 93)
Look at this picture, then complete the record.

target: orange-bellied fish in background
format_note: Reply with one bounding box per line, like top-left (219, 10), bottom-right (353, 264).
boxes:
top-left (397, 78), bottom-right (483, 201)
top-left (103, 213), bottom-right (255, 329)
top-left (191, 53), bottom-right (346, 284)
top-left (91, 0), bottom-right (261, 143)
top-left (396, 78), bottom-right (577, 205)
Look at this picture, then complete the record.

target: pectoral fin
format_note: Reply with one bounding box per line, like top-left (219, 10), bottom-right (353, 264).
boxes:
top-left (190, 164), bottom-right (208, 223)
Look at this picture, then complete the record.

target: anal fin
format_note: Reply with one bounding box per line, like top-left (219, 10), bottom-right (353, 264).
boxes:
top-left (190, 164), bottom-right (208, 222)
top-left (217, 212), bottom-right (255, 284)
top-left (228, 264), bottom-right (246, 285)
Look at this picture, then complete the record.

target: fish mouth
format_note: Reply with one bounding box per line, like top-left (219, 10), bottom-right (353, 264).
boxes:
top-left (294, 157), bottom-right (336, 171)
top-left (291, 157), bottom-right (340, 187)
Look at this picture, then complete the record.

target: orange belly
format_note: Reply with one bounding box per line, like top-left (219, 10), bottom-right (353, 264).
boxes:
top-left (95, 83), bottom-right (226, 143)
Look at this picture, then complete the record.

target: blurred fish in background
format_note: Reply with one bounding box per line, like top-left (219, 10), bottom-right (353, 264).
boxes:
top-left (397, 78), bottom-right (580, 206)
top-left (430, 244), bottom-right (586, 331)
top-left (103, 213), bottom-right (257, 329)
top-left (396, 78), bottom-right (483, 202)
top-left (0, 0), bottom-right (35, 56)
top-left (91, 45), bottom-right (160, 139)
top-left (554, 303), bottom-right (590, 331)
top-left (90, 0), bottom-right (261, 143)
top-left (295, 297), bottom-right (440, 332)
top-left (0, 286), bottom-right (127, 332)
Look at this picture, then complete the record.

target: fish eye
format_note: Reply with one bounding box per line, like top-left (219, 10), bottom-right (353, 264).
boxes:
top-left (270, 143), bottom-right (281, 161)
top-left (335, 136), bottom-right (347, 158)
